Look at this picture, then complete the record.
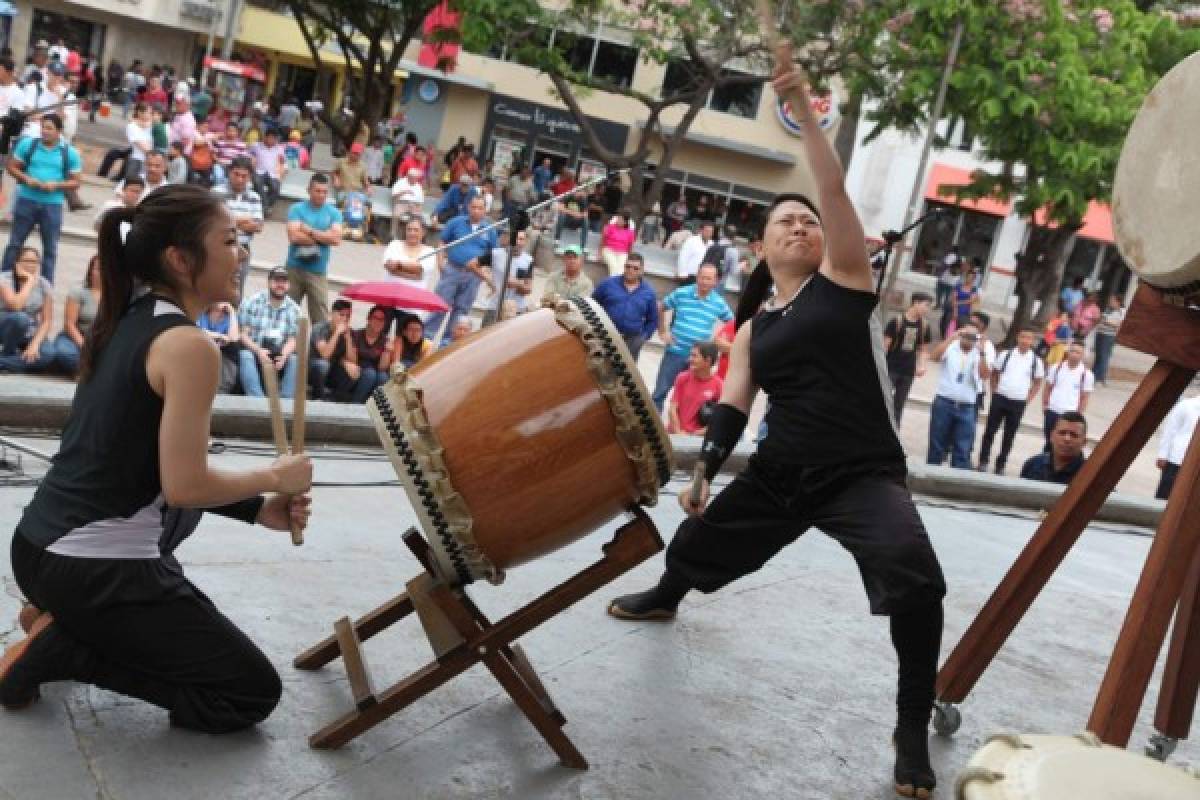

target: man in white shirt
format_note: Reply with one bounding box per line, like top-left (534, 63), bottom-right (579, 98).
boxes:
top-left (390, 167), bottom-right (425, 238)
top-left (978, 327), bottom-right (1045, 475)
top-left (1156, 394), bottom-right (1200, 500)
top-left (1042, 340), bottom-right (1094, 449)
top-left (927, 324), bottom-right (990, 469)
top-left (0, 57), bottom-right (28, 196)
top-left (489, 229), bottom-right (534, 315)
top-left (675, 222), bottom-right (714, 281)
top-left (113, 151), bottom-right (169, 202)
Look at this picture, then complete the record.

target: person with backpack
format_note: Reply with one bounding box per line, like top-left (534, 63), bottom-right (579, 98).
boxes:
top-left (977, 327), bottom-right (1045, 475)
top-left (703, 225), bottom-right (741, 286)
top-left (2, 114), bottom-right (81, 284)
top-left (1042, 339), bottom-right (1094, 449)
top-left (882, 292), bottom-right (933, 424)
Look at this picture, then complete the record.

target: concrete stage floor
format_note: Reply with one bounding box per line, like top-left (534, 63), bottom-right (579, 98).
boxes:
top-left (0, 438), bottom-right (1195, 799)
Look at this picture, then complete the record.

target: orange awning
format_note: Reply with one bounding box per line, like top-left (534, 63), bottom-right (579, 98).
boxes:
top-left (925, 164), bottom-right (1013, 217)
top-left (1033, 201), bottom-right (1114, 244)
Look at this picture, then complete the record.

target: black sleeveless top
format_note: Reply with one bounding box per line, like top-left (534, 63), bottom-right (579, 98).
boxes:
top-left (750, 272), bottom-right (905, 468)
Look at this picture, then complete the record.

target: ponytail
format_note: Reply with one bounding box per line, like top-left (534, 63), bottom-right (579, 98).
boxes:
top-left (80, 184), bottom-right (226, 382)
top-left (82, 205), bottom-right (137, 381)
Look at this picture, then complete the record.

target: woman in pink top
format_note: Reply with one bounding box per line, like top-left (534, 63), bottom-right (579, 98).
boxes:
top-left (1071, 291), bottom-right (1101, 337)
top-left (600, 210), bottom-right (638, 276)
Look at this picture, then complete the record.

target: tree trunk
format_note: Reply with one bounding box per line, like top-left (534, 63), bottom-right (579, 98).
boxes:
top-left (1005, 223), bottom-right (1081, 347)
top-left (833, 90), bottom-right (862, 170)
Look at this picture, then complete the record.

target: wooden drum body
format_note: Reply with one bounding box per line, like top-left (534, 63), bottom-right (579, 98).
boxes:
top-left (956, 733), bottom-right (1200, 799)
top-left (1113, 51), bottom-right (1200, 304)
top-left (369, 296), bottom-right (673, 585)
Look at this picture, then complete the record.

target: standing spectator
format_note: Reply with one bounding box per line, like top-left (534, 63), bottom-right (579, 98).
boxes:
top-left (705, 225), bottom-right (741, 284)
top-left (712, 317), bottom-right (737, 380)
top-left (934, 245), bottom-right (961, 316)
top-left (532, 156), bottom-right (553, 197)
top-left (186, 119), bottom-right (218, 186)
top-left (434, 174), bottom-right (478, 225)
top-left (197, 302), bottom-right (241, 393)
top-left (882, 292), bottom-right (933, 424)
top-left (382, 216), bottom-right (438, 331)
top-left (213, 157), bottom-right (264, 299)
top-left (0, 57), bottom-right (26, 188)
top-left (926, 324), bottom-right (989, 469)
top-left (1092, 293), bottom-right (1124, 385)
top-left (283, 130), bottom-right (309, 170)
top-left (330, 304), bottom-right (392, 403)
top-left (363, 135), bottom-right (385, 185)
top-left (102, 102), bottom-right (151, 180)
top-left (214, 122), bottom-right (248, 171)
top-left (600, 211), bottom-right (637, 276)
top-left (1021, 412), bottom-right (1087, 485)
top-left (48, 38), bottom-right (69, 69)
top-left (541, 244), bottom-right (594, 302)
top-left (1156, 395), bottom-right (1200, 500)
top-left (45, 255), bottom-right (101, 376)
top-left (166, 141), bottom-right (189, 184)
top-left (1070, 291), bottom-right (1101, 338)
top-left (504, 164), bottom-right (536, 220)
top-left (249, 128), bottom-right (286, 213)
top-left (309, 298), bottom-right (353, 399)
top-left (968, 310), bottom-right (997, 409)
top-left (425, 195), bottom-right (496, 345)
top-left (285, 174), bottom-right (344, 324)
top-left (141, 75), bottom-right (168, 113)
top-left (554, 189), bottom-right (589, 250)
top-left (676, 223), bottom-right (714, 282)
top-left (1038, 302), bottom-right (1074, 363)
top-left (238, 267), bottom-right (301, 398)
top-left (191, 81), bottom-right (213, 124)
top-left (277, 96), bottom-right (300, 130)
top-left (169, 95), bottom-right (196, 154)
top-left (332, 142), bottom-right (369, 202)
top-left (592, 252), bottom-right (657, 360)
top-left (664, 196), bottom-right (689, 240)
top-left (449, 143), bottom-right (478, 183)
top-left (488, 229), bottom-right (534, 315)
top-left (3, 115), bottom-right (81, 284)
top-left (393, 316), bottom-right (434, 369)
top-left (977, 328), bottom-right (1045, 475)
top-left (652, 263), bottom-right (732, 411)
top-left (480, 177), bottom-right (498, 217)
top-left (1060, 276), bottom-right (1086, 314)
top-left (0, 247), bottom-right (54, 372)
top-left (395, 144), bottom-right (428, 186)
top-left (19, 40), bottom-right (49, 85)
top-left (666, 342), bottom-right (723, 435)
top-left (941, 267), bottom-right (980, 338)
top-left (586, 184), bottom-right (607, 236)
top-left (389, 167), bottom-right (425, 237)
top-left (1042, 340), bottom-right (1094, 448)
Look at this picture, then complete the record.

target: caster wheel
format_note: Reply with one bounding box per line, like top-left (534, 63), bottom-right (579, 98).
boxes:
top-left (1144, 733), bottom-right (1177, 762)
top-left (933, 702), bottom-right (961, 737)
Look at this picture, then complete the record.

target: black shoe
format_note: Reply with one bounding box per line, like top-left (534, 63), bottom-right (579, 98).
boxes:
top-left (893, 724), bottom-right (936, 799)
top-left (608, 587), bottom-right (679, 621)
top-left (994, 463), bottom-right (1005, 476)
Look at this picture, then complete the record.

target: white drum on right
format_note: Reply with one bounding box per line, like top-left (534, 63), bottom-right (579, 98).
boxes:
top-left (956, 733), bottom-right (1200, 800)
top-left (1113, 51), bottom-right (1200, 300)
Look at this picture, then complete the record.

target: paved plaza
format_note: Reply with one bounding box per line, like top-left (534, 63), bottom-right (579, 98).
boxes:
top-left (0, 439), bottom-right (1195, 799)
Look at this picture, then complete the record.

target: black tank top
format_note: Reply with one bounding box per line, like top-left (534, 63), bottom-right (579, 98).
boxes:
top-left (750, 272), bottom-right (904, 467)
top-left (18, 292), bottom-right (195, 554)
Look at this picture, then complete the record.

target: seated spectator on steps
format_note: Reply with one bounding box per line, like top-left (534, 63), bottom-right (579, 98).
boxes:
top-left (45, 255), bottom-right (102, 377)
top-left (237, 266), bottom-right (300, 398)
top-left (392, 316), bottom-right (434, 369)
top-left (329, 304), bottom-right (391, 404)
top-left (309, 298), bottom-right (353, 400)
top-left (666, 342), bottom-right (723, 436)
top-left (1020, 411), bottom-right (1087, 485)
top-left (94, 173), bottom-right (144, 230)
top-left (198, 301), bottom-right (241, 393)
top-left (0, 247), bottom-right (54, 373)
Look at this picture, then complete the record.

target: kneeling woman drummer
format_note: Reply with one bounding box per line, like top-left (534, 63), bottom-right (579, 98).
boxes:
top-left (609, 48), bottom-right (947, 799)
top-left (0, 185), bottom-right (313, 733)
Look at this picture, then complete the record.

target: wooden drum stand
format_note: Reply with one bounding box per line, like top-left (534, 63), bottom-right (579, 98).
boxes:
top-left (932, 285), bottom-right (1200, 760)
top-left (293, 507), bottom-right (663, 766)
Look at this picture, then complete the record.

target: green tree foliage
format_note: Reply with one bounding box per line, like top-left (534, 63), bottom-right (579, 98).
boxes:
top-left (285, 0), bottom-right (444, 149)
top-left (847, 0), bottom-right (1200, 336)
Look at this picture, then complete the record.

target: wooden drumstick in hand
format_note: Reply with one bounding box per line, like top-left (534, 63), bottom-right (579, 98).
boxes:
top-left (689, 462), bottom-right (706, 508)
top-left (289, 317), bottom-right (310, 546)
top-left (258, 350), bottom-right (305, 546)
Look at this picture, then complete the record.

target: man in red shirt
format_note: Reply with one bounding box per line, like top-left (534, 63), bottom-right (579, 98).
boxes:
top-left (142, 75), bottom-right (168, 113)
top-left (549, 165), bottom-right (576, 198)
top-left (668, 342), bottom-right (723, 435)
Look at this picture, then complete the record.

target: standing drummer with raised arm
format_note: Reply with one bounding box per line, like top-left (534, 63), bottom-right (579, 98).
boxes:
top-left (0, 184), bottom-right (314, 733)
top-left (608, 47), bottom-right (946, 798)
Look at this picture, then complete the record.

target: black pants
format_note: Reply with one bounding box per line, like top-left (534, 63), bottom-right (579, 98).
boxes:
top-left (979, 395), bottom-right (1027, 470)
top-left (1157, 462), bottom-right (1181, 501)
top-left (10, 532), bottom-right (281, 733)
top-left (664, 458), bottom-right (946, 724)
top-left (97, 147), bottom-right (131, 180)
top-left (889, 371), bottom-right (914, 425)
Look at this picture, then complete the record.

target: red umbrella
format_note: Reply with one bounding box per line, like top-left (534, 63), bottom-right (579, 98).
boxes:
top-left (340, 281), bottom-right (449, 312)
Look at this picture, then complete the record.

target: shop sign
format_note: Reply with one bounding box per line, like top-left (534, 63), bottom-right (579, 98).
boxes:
top-left (418, 79), bottom-right (440, 104)
top-left (776, 88), bottom-right (838, 137)
top-left (483, 94), bottom-right (628, 155)
top-left (182, 1), bottom-right (221, 23)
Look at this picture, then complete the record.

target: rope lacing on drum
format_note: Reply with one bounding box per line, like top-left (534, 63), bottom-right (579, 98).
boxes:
top-left (372, 385), bottom-right (474, 585)
top-left (569, 295), bottom-right (672, 489)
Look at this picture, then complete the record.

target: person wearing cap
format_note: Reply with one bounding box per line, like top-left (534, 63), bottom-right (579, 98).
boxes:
top-left (169, 93), bottom-right (196, 156)
top-left (283, 130), bottom-right (309, 170)
top-left (238, 267), bottom-right (301, 398)
top-left (332, 142), bottom-right (369, 204)
top-left (433, 172), bottom-right (477, 225)
top-left (390, 166), bottom-right (425, 238)
top-left (19, 40), bottom-right (49, 84)
top-left (542, 245), bottom-right (594, 303)
top-left (425, 195), bottom-right (496, 346)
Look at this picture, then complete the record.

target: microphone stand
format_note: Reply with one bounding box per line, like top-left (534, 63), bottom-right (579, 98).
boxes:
top-left (873, 207), bottom-right (946, 296)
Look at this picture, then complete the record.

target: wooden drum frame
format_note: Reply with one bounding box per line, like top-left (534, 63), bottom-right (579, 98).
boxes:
top-left (368, 295), bottom-right (673, 586)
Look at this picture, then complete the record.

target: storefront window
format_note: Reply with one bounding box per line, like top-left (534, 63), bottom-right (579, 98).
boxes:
top-left (709, 70), bottom-right (763, 119)
top-left (592, 40), bottom-right (636, 88)
top-left (1063, 237), bottom-right (1104, 289)
top-left (910, 200), bottom-right (1001, 279)
top-left (28, 10), bottom-right (104, 63)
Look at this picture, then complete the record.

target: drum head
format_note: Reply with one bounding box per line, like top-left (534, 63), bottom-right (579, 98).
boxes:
top-left (1113, 51), bottom-right (1200, 293)
top-left (958, 734), bottom-right (1200, 799)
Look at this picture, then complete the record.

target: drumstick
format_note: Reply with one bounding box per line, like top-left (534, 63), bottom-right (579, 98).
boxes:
top-left (689, 462), bottom-right (706, 507)
top-left (258, 351), bottom-right (304, 545)
top-left (289, 317), bottom-right (310, 546)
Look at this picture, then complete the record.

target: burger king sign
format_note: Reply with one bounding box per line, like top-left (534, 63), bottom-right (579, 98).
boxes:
top-left (777, 88), bottom-right (839, 137)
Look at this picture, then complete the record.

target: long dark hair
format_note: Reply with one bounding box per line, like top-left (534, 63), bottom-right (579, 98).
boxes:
top-left (82, 184), bottom-right (226, 381)
top-left (735, 193), bottom-right (822, 329)
top-left (400, 317), bottom-right (427, 364)
top-left (11, 246), bottom-right (39, 293)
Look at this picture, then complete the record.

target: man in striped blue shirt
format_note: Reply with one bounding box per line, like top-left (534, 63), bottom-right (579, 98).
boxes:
top-left (652, 263), bottom-right (732, 411)
top-left (425, 195), bottom-right (496, 345)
